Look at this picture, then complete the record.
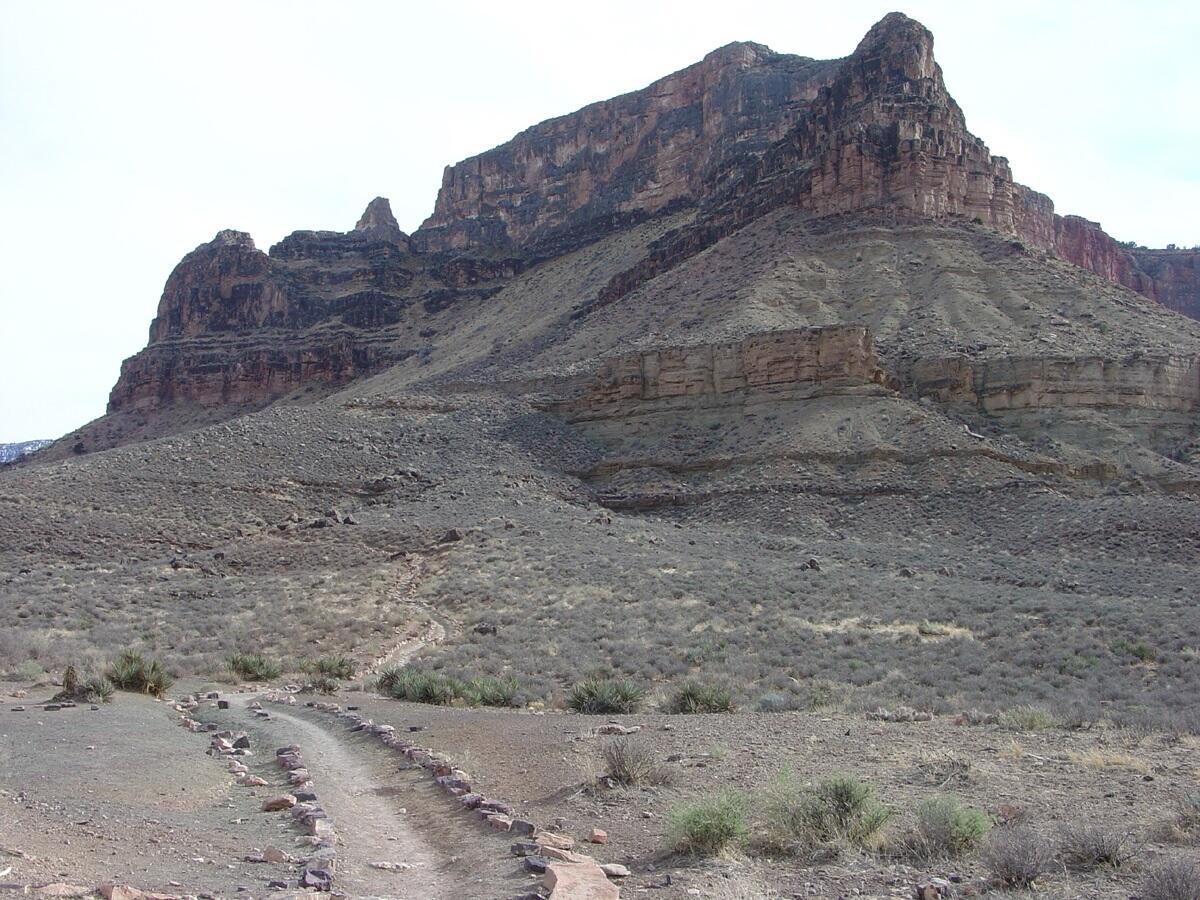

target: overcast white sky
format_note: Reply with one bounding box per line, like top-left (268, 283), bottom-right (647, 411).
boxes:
top-left (1, 1), bottom-right (1197, 442)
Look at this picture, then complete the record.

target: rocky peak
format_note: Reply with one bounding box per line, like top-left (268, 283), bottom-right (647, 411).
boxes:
top-left (211, 229), bottom-right (258, 251)
top-left (354, 197), bottom-right (408, 244)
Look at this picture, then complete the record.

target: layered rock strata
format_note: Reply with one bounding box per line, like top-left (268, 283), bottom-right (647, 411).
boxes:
top-left (416, 43), bottom-right (838, 252)
top-left (108, 199), bottom-right (494, 414)
top-left (572, 326), bottom-right (885, 419)
top-left (911, 354), bottom-right (1200, 415)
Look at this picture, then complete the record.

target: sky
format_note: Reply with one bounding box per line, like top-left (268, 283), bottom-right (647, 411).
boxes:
top-left (1, 1), bottom-right (1197, 443)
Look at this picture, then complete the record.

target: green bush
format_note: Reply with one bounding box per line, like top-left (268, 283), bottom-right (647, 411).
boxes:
top-left (465, 675), bottom-right (519, 707)
top-left (307, 675), bottom-right (341, 694)
top-left (79, 675), bottom-right (115, 704)
top-left (311, 655), bottom-right (355, 679)
top-left (566, 677), bottom-right (644, 714)
top-left (105, 650), bottom-right (172, 698)
top-left (225, 652), bottom-right (282, 682)
top-left (668, 790), bottom-right (749, 855)
top-left (665, 680), bottom-right (734, 714)
top-left (766, 773), bottom-right (892, 848)
top-left (912, 795), bottom-right (989, 858)
top-left (376, 666), bottom-right (462, 705)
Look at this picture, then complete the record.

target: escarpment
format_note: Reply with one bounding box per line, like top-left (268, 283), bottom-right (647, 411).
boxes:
top-left (90, 12), bottom-right (1197, 457)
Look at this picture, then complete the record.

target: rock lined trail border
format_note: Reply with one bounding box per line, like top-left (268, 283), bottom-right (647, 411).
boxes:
top-left (263, 690), bottom-right (623, 899)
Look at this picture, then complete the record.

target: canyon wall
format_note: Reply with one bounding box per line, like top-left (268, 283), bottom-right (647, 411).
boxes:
top-left (415, 43), bottom-right (839, 252)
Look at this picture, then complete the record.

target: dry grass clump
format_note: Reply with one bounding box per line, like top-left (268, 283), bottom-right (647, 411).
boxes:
top-left (999, 705), bottom-right (1056, 731)
top-left (1137, 859), bottom-right (1200, 900)
top-left (1067, 747), bottom-right (1150, 773)
top-left (1140, 856), bottom-right (1200, 900)
top-left (601, 737), bottom-right (670, 787)
top-left (762, 773), bottom-right (891, 852)
top-left (1057, 823), bottom-right (1135, 870)
top-left (1156, 793), bottom-right (1200, 845)
top-left (668, 790), bottom-right (750, 855)
top-left (981, 826), bottom-right (1055, 888)
top-left (105, 650), bottom-right (172, 697)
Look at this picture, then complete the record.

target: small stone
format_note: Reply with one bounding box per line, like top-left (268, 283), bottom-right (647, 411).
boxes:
top-left (486, 814), bottom-right (513, 831)
top-left (238, 775), bottom-right (268, 787)
top-left (588, 828), bottom-right (608, 844)
top-left (600, 863), bottom-right (630, 878)
top-left (261, 794), bottom-right (297, 812)
top-left (536, 830), bottom-right (575, 850)
top-left (263, 846), bottom-right (291, 864)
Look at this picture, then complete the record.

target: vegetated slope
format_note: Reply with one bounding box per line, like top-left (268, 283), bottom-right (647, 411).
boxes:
top-left (2, 13), bottom-right (1199, 730)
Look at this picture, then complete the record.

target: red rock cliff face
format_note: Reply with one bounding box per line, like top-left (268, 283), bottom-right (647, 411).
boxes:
top-left (107, 199), bottom-right (505, 415)
top-left (415, 43), bottom-right (839, 252)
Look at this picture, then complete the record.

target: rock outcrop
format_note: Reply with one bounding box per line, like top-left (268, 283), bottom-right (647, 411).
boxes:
top-left (107, 198), bottom-right (500, 415)
top-left (573, 326), bottom-right (885, 418)
top-left (911, 354), bottom-right (1200, 415)
top-left (415, 42), bottom-right (839, 252)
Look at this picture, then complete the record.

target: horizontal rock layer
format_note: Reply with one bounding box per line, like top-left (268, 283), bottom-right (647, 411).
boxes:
top-left (573, 326), bottom-right (884, 417)
top-left (911, 354), bottom-right (1200, 414)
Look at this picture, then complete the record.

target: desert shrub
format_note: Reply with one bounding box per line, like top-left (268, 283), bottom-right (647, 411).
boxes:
top-left (765, 773), bottom-right (891, 849)
top-left (1057, 823), bottom-right (1134, 870)
top-left (1140, 856), bottom-right (1200, 900)
top-left (601, 737), bottom-right (669, 786)
top-left (79, 675), bottom-right (114, 703)
top-left (1112, 637), bottom-right (1156, 663)
top-left (376, 666), bottom-right (462, 705)
top-left (311, 655), bottom-right (355, 679)
top-left (909, 795), bottom-right (990, 858)
top-left (665, 680), bottom-right (734, 714)
top-left (306, 675), bottom-right (340, 694)
top-left (106, 650), bottom-right (172, 697)
top-left (982, 826), bottom-right (1055, 888)
top-left (464, 675), bottom-right (519, 707)
top-left (225, 652), bottom-right (281, 682)
top-left (668, 790), bottom-right (749, 855)
top-left (999, 705), bottom-right (1055, 731)
top-left (755, 691), bottom-right (803, 713)
top-left (1159, 793), bottom-right (1200, 844)
top-left (53, 666), bottom-right (114, 704)
top-left (566, 676), bottom-right (644, 714)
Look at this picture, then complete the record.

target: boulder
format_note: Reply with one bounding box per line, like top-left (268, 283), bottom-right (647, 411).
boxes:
top-left (542, 862), bottom-right (620, 900)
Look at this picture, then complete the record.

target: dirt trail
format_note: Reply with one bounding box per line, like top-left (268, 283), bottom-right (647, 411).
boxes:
top-left (365, 553), bottom-right (449, 675)
top-left (228, 697), bottom-right (448, 899)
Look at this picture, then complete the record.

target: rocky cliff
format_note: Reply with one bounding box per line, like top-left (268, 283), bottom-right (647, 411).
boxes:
top-left (416, 43), bottom-right (839, 253)
top-left (99, 13), bottom-right (1198, 439)
top-left (108, 198), bottom-right (502, 414)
